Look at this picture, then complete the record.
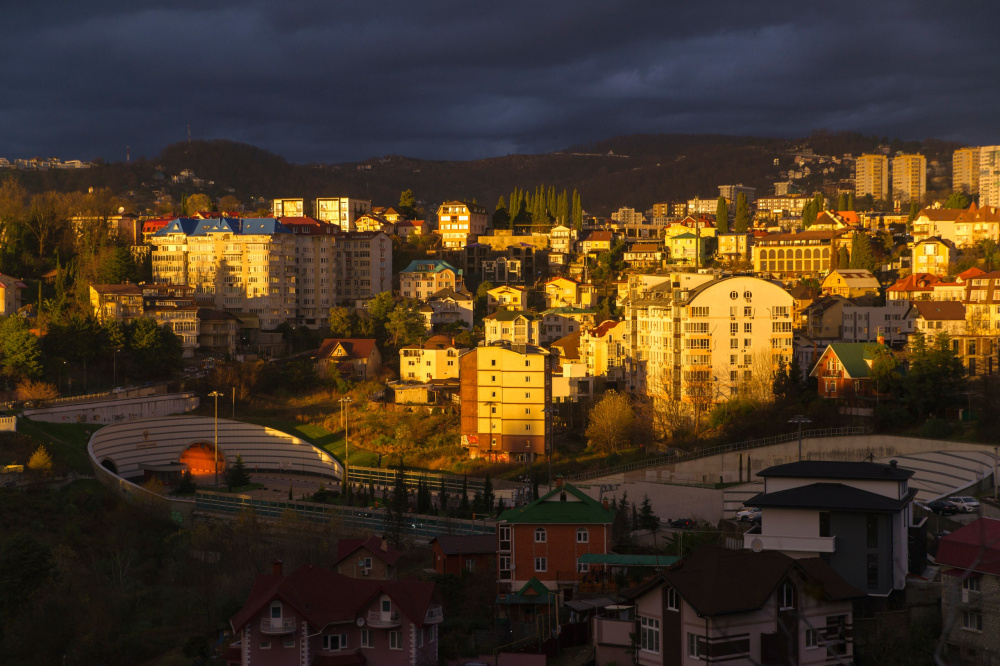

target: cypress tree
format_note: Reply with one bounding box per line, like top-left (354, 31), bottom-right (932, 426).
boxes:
top-left (837, 193), bottom-right (847, 211)
top-left (572, 190), bottom-right (583, 230)
top-left (716, 196), bottom-right (730, 233)
top-left (837, 246), bottom-right (850, 270)
top-left (547, 185), bottom-right (557, 219)
top-left (557, 190), bottom-right (569, 226)
top-left (734, 192), bottom-right (750, 233)
top-left (801, 200), bottom-right (816, 229)
top-left (849, 231), bottom-right (877, 271)
top-left (493, 195), bottom-right (510, 230)
top-left (847, 193), bottom-right (855, 211)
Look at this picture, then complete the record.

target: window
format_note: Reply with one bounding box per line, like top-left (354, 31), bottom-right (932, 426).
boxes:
top-left (744, 306), bottom-right (753, 317)
top-left (687, 632), bottom-right (704, 660)
top-left (416, 628), bottom-right (423, 648)
top-left (826, 615), bottom-right (848, 656)
top-left (535, 528), bottom-right (547, 543)
top-left (491, 359), bottom-right (496, 366)
top-left (576, 528), bottom-right (589, 543)
top-left (964, 611), bottom-right (984, 632)
top-left (270, 602), bottom-right (282, 618)
top-left (780, 582), bottom-right (795, 610)
top-left (743, 322), bottom-right (752, 333)
top-left (381, 598), bottom-right (391, 613)
top-left (577, 560), bottom-right (589, 572)
top-left (963, 577), bottom-right (982, 592)
top-left (361, 629), bottom-right (373, 648)
top-left (389, 631), bottom-right (402, 650)
top-left (535, 557), bottom-right (547, 572)
top-left (730, 338), bottom-right (738, 349)
top-left (499, 525), bottom-right (511, 551)
top-left (283, 638), bottom-right (296, 648)
top-left (525, 375), bottom-right (531, 382)
top-left (465, 558), bottom-right (475, 572)
top-left (639, 617), bottom-right (660, 653)
top-left (322, 634), bottom-right (347, 650)
top-left (666, 588), bottom-right (679, 611)
top-left (260, 641), bottom-right (271, 650)
top-left (805, 628), bottom-right (819, 649)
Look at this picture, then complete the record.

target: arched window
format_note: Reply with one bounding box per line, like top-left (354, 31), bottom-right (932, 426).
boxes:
top-left (823, 248), bottom-right (830, 258)
top-left (777, 249), bottom-right (785, 259)
top-left (576, 528), bottom-right (589, 543)
top-left (535, 528), bottom-right (547, 543)
top-left (768, 249), bottom-right (776, 259)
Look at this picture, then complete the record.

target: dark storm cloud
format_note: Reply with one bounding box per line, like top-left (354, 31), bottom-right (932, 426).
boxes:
top-left (1, 1), bottom-right (998, 163)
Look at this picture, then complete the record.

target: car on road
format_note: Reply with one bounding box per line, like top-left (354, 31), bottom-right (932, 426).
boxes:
top-left (736, 507), bottom-right (761, 523)
top-left (669, 518), bottom-right (696, 529)
top-left (948, 496), bottom-right (980, 513)
top-left (927, 500), bottom-right (960, 516)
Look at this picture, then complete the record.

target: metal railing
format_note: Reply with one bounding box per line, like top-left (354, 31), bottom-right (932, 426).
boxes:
top-left (194, 490), bottom-right (496, 538)
top-left (367, 610), bottom-right (400, 627)
top-left (260, 616), bottom-right (297, 633)
top-left (347, 466), bottom-right (485, 495)
top-left (567, 427), bottom-right (869, 482)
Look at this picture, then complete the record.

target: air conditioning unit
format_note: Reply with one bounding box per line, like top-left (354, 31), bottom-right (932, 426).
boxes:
top-left (361, 568), bottom-right (370, 576)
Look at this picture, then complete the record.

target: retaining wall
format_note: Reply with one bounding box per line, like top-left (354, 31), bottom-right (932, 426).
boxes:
top-left (24, 392), bottom-right (199, 424)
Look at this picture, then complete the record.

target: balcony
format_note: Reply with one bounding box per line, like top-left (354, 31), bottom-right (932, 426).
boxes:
top-left (367, 610), bottom-right (401, 628)
top-left (424, 605), bottom-right (444, 624)
top-left (743, 531), bottom-right (836, 554)
top-left (260, 616), bottom-right (297, 634)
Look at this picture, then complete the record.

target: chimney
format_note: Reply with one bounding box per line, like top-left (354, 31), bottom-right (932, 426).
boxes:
top-left (602, 498), bottom-right (609, 510)
top-left (555, 475), bottom-right (564, 489)
top-left (381, 536), bottom-right (389, 552)
top-left (272, 560), bottom-right (283, 577)
top-left (890, 459), bottom-right (898, 468)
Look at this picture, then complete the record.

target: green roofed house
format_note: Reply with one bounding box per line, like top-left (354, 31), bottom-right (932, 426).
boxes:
top-left (497, 478), bottom-right (614, 621)
top-left (399, 259), bottom-right (464, 299)
top-left (808, 342), bottom-right (887, 401)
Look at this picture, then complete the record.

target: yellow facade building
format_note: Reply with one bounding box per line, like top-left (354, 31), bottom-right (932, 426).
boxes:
top-left (436, 201), bottom-right (489, 250)
top-left (398, 335), bottom-right (467, 381)
top-left (545, 277), bottom-right (596, 309)
top-left (892, 154), bottom-right (926, 204)
top-left (855, 154), bottom-right (889, 200)
top-left (487, 285), bottom-right (526, 313)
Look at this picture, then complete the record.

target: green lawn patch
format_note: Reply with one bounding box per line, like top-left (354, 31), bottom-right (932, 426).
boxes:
top-left (15, 419), bottom-right (99, 474)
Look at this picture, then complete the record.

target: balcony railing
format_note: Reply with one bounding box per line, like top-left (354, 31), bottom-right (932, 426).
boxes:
top-left (743, 532), bottom-right (836, 554)
top-left (367, 610), bottom-right (401, 628)
top-left (424, 605), bottom-right (444, 624)
top-left (260, 616), bottom-right (297, 634)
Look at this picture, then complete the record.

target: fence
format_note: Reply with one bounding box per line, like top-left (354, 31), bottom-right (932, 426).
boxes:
top-left (194, 490), bottom-right (496, 539)
top-left (0, 415), bottom-right (15, 432)
top-left (347, 466), bottom-right (485, 495)
top-left (567, 427), bottom-right (869, 482)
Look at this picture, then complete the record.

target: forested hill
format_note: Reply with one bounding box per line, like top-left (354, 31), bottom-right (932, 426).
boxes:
top-left (4, 132), bottom-right (960, 216)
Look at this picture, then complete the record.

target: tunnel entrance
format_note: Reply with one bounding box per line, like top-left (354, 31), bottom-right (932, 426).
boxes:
top-left (179, 442), bottom-right (226, 477)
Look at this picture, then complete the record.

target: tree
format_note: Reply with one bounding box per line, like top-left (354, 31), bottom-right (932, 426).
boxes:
top-left (416, 479), bottom-right (432, 514)
top-left (24, 191), bottom-right (68, 258)
top-left (456, 474), bottom-right (471, 518)
top-left (27, 445), bottom-right (53, 472)
top-left (638, 495), bottom-right (659, 531)
top-left (572, 190), bottom-right (583, 230)
top-left (0, 533), bottom-right (53, 616)
top-left (836, 246), bottom-right (850, 270)
top-left (907, 201), bottom-right (920, 224)
top-left (328, 307), bottom-right (358, 338)
top-left (399, 189), bottom-right (418, 219)
top-left (482, 474), bottom-right (494, 515)
top-left (129, 317), bottom-right (183, 377)
top-left (837, 193), bottom-right (847, 211)
top-left (15, 379), bottom-right (58, 402)
top-left (387, 467), bottom-right (409, 546)
top-left (0, 316), bottom-right (43, 380)
top-left (847, 193), bottom-right (855, 211)
top-left (585, 390), bottom-right (635, 453)
top-left (184, 193), bottom-right (213, 216)
top-left (849, 232), bottom-right (877, 271)
top-left (492, 196), bottom-right (510, 230)
top-left (386, 302), bottom-right (425, 348)
top-left (226, 455), bottom-right (251, 488)
top-left (218, 195), bottom-right (242, 213)
top-left (801, 199), bottom-right (816, 229)
top-left (474, 281), bottom-right (493, 320)
top-left (438, 479), bottom-right (449, 512)
top-left (944, 192), bottom-right (970, 209)
top-left (901, 331), bottom-right (966, 419)
top-left (716, 196), bottom-right (730, 233)
top-left (176, 470), bottom-right (196, 494)
top-left (734, 192), bottom-right (750, 233)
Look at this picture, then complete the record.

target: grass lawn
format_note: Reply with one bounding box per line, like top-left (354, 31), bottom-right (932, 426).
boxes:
top-left (15, 419), bottom-right (101, 474)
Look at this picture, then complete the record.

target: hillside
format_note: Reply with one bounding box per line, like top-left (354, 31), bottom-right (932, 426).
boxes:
top-left (2, 131), bottom-right (962, 216)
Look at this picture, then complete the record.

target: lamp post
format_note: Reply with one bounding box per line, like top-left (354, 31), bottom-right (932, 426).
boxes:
top-left (339, 396), bottom-right (353, 492)
top-left (789, 414), bottom-right (812, 462)
top-left (542, 406), bottom-right (555, 491)
top-left (209, 391), bottom-right (223, 489)
top-left (113, 349), bottom-right (120, 388)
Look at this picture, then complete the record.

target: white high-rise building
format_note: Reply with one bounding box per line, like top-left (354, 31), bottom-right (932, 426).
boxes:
top-left (953, 147), bottom-right (981, 195)
top-left (980, 146), bottom-right (1000, 208)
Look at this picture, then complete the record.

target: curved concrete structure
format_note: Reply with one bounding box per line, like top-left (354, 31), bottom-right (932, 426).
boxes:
top-left (88, 415), bottom-right (343, 499)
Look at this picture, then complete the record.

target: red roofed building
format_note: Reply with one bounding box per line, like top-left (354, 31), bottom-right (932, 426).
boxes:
top-left (885, 273), bottom-right (940, 301)
top-left (334, 535), bottom-right (403, 580)
top-left (936, 518), bottom-right (1000, 662)
top-left (226, 561), bottom-right (442, 666)
top-left (316, 339), bottom-right (382, 380)
top-left (429, 534), bottom-right (497, 576)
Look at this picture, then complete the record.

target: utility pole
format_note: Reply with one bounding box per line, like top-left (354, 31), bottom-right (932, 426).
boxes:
top-left (209, 391), bottom-right (223, 489)
top-left (789, 415), bottom-right (812, 462)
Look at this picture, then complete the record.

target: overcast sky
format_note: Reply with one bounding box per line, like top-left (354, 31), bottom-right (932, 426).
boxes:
top-left (2, 1), bottom-right (997, 164)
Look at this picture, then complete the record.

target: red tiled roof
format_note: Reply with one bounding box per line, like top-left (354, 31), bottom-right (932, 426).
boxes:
top-left (335, 535), bottom-right (402, 567)
top-left (937, 518), bottom-right (1000, 576)
top-left (911, 301), bottom-right (965, 321)
top-left (886, 273), bottom-right (939, 293)
top-left (958, 267), bottom-right (986, 280)
top-left (587, 319), bottom-right (621, 338)
top-left (317, 339), bottom-right (378, 361)
top-left (230, 564), bottom-right (436, 633)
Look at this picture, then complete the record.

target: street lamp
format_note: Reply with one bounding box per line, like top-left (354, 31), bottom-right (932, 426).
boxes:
top-left (542, 406), bottom-right (556, 491)
top-left (113, 349), bottom-right (120, 388)
top-left (209, 391), bottom-right (223, 489)
top-left (789, 415), bottom-right (812, 462)
top-left (339, 396), bottom-right (353, 491)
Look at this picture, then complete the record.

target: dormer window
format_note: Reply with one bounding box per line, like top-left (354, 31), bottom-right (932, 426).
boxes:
top-left (270, 601), bottom-right (282, 619)
top-left (780, 582), bottom-right (795, 610)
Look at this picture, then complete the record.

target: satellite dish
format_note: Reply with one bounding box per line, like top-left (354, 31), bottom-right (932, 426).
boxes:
top-left (118, 206), bottom-right (125, 214)
top-left (356, 617), bottom-right (365, 627)
top-left (750, 538), bottom-right (763, 553)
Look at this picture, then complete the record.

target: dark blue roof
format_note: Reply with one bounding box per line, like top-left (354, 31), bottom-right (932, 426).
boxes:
top-left (152, 217), bottom-right (291, 237)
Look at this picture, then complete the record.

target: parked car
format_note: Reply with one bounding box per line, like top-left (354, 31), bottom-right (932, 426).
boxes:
top-left (927, 500), bottom-right (960, 516)
top-left (948, 496), bottom-right (980, 513)
top-left (669, 518), bottom-right (696, 529)
top-left (736, 507), bottom-right (761, 523)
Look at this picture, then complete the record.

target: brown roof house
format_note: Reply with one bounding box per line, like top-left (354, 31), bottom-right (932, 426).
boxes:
top-left (611, 546), bottom-right (862, 666)
top-left (333, 535), bottom-right (403, 580)
top-left (317, 338), bottom-right (382, 381)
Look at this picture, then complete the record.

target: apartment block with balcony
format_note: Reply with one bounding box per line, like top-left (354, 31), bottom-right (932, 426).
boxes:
top-left (753, 230), bottom-right (843, 279)
top-left (937, 518), bottom-right (1000, 664)
top-left (545, 277), bottom-right (596, 309)
top-left (334, 231), bottom-right (392, 307)
top-left (226, 561), bottom-right (441, 666)
top-left (142, 283), bottom-right (200, 357)
top-left (625, 546), bottom-right (861, 666)
top-left (579, 319), bottom-right (629, 383)
top-left (980, 146), bottom-right (1000, 208)
top-left (841, 300), bottom-right (913, 345)
top-left (743, 460), bottom-right (917, 596)
top-left (487, 285), bottom-right (526, 313)
top-left (271, 198), bottom-right (304, 218)
top-left (314, 196), bottom-right (371, 231)
top-left (484, 311), bottom-right (542, 346)
top-left (891, 153), bottom-right (927, 203)
top-left (459, 342), bottom-right (552, 461)
top-left (911, 236), bottom-right (955, 276)
top-left (855, 154), bottom-right (889, 200)
top-left (90, 284), bottom-right (144, 322)
top-left (399, 335), bottom-right (466, 382)
top-left (436, 201), bottom-right (488, 250)
top-left (954, 147), bottom-right (981, 195)
top-left (625, 276), bottom-right (794, 405)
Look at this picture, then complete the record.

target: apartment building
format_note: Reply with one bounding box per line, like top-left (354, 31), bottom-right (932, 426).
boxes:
top-left (911, 204), bottom-right (1000, 247)
top-left (953, 147), bottom-right (981, 195)
top-left (419, 288), bottom-right (473, 330)
top-left (545, 277), bottom-right (596, 309)
top-left (487, 285), bottom-right (526, 313)
top-left (151, 218), bottom-right (297, 331)
top-left (271, 198), bottom-right (304, 217)
top-left (314, 197), bottom-right (371, 231)
top-left (197, 309), bottom-right (240, 356)
top-left (841, 300), bottom-right (913, 344)
top-left (436, 201), bottom-right (488, 249)
top-left (719, 183), bottom-right (756, 206)
top-left (540, 307), bottom-right (596, 344)
top-left (459, 343), bottom-right (553, 461)
top-left (334, 231), bottom-right (392, 307)
top-left (626, 276), bottom-right (794, 404)
top-left (484, 311), bottom-right (542, 346)
top-left (90, 284), bottom-right (144, 322)
top-left (579, 319), bottom-right (629, 383)
top-left (855, 154), bottom-right (889, 200)
top-left (398, 335), bottom-right (466, 381)
top-left (610, 207), bottom-right (646, 225)
top-left (142, 284), bottom-right (200, 356)
top-left (623, 242), bottom-right (666, 269)
top-left (891, 153), bottom-right (927, 203)
top-left (753, 230), bottom-right (843, 279)
top-left (548, 225), bottom-right (578, 254)
top-left (399, 260), bottom-right (463, 299)
top-left (757, 194), bottom-right (809, 219)
top-left (980, 146), bottom-right (1000, 208)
